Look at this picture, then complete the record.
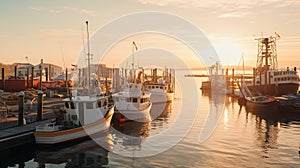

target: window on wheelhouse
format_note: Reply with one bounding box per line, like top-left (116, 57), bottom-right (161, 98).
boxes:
top-left (101, 99), bottom-right (107, 107)
top-left (70, 102), bottom-right (76, 109)
top-left (132, 98), bottom-right (138, 103)
top-left (86, 102), bottom-right (94, 109)
top-left (65, 102), bottom-right (69, 109)
top-left (97, 100), bottom-right (101, 108)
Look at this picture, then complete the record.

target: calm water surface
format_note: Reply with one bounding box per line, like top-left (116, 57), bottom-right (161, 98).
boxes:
top-left (1, 70), bottom-right (300, 167)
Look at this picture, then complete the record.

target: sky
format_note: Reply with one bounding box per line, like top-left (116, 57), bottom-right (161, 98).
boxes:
top-left (1, 0), bottom-right (300, 69)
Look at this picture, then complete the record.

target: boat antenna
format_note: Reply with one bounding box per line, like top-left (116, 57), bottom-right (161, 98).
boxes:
top-left (132, 41), bottom-right (138, 82)
top-left (86, 21), bottom-right (91, 89)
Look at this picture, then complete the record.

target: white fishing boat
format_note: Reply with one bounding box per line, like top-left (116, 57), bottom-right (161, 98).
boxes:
top-left (34, 21), bottom-right (115, 146)
top-left (34, 90), bottom-right (114, 145)
top-left (144, 83), bottom-right (174, 103)
top-left (112, 83), bottom-right (152, 122)
top-left (143, 68), bottom-right (175, 103)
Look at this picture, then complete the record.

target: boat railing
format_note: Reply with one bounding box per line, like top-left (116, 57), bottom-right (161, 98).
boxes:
top-left (36, 123), bottom-right (62, 132)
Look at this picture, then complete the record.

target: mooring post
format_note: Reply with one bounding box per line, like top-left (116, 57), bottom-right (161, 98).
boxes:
top-left (14, 66), bottom-right (17, 79)
top-left (27, 68), bottom-right (29, 89)
top-left (18, 91), bottom-right (24, 126)
top-left (253, 68), bottom-right (256, 86)
top-left (31, 66), bottom-right (34, 88)
top-left (232, 69), bottom-right (235, 94)
top-left (1, 68), bottom-right (5, 91)
top-left (37, 90), bottom-right (43, 121)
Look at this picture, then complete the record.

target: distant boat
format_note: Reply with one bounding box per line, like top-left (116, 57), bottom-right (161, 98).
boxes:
top-left (112, 83), bottom-right (152, 122)
top-left (143, 68), bottom-right (175, 103)
top-left (144, 83), bottom-right (174, 103)
top-left (247, 34), bottom-right (299, 96)
top-left (200, 81), bottom-right (211, 90)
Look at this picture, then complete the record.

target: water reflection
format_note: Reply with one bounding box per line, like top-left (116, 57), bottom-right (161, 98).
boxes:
top-left (254, 116), bottom-right (279, 158)
top-left (0, 143), bottom-right (36, 168)
top-left (35, 132), bottom-right (113, 167)
top-left (112, 120), bottom-right (150, 152)
top-left (244, 105), bottom-right (300, 158)
top-left (110, 101), bottom-right (174, 157)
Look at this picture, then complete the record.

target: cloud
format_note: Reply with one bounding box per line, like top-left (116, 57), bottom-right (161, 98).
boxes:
top-left (29, 6), bottom-right (46, 12)
top-left (136, 0), bottom-right (300, 18)
top-left (218, 12), bottom-right (248, 18)
top-left (29, 6), bottom-right (96, 16)
top-left (35, 28), bottom-right (81, 40)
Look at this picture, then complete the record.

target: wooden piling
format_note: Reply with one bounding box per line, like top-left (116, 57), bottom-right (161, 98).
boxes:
top-left (18, 92), bottom-right (24, 126)
top-left (2, 67), bottom-right (5, 91)
top-left (37, 91), bottom-right (43, 121)
top-left (253, 68), bottom-right (256, 86)
top-left (14, 66), bottom-right (17, 79)
top-left (26, 68), bottom-right (29, 89)
top-left (45, 67), bottom-right (48, 82)
top-left (31, 66), bottom-right (34, 88)
top-left (232, 69), bottom-right (235, 94)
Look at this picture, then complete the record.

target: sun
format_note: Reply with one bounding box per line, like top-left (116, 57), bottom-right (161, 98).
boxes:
top-left (211, 37), bottom-right (243, 66)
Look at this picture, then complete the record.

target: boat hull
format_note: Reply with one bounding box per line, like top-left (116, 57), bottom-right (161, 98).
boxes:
top-left (34, 106), bottom-right (114, 146)
top-left (117, 103), bottom-right (152, 122)
top-left (246, 100), bottom-right (279, 113)
top-left (150, 92), bottom-right (174, 103)
top-left (248, 83), bottom-right (299, 96)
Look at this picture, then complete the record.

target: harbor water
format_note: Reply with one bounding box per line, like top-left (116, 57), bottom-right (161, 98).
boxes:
top-left (1, 70), bottom-right (300, 167)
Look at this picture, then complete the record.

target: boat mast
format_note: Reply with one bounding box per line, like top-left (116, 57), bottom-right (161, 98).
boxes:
top-left (86, 21), bottom-right (91, 89)
top-left (255, 33), bottom-right (279, 71)
top-left (132, 41), bottom-right (138, 83)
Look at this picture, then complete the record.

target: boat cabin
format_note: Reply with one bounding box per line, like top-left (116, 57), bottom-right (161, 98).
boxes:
top-left (63, 96), bottom-right (108, 126)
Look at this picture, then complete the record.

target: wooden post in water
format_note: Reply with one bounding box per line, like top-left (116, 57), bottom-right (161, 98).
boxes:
top-left (37, 91), bottom-right (43, 121)
top-left (14, 66), bottom-right (17, 79)
top-left (26, 68), bottom-right (29, 89)
top-left (232, 69), bottom-right (235, 94)
top-left (18, 91), bottom-right (24, 126)
top-left (2, 68), bottom-right (5, 91)
top-left (45, 67), bottom-right (48, 82)
top-left (31, 66), bottom-right (34, 88)
top-left (253, 68), bottom-right (256, 86)
top-left (65, 68), bottom-right (68, 95)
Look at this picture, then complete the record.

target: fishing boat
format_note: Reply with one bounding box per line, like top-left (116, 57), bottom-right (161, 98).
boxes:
top-left (143, 68), bottom-right (175, 103)
top-left (34, 21), bottom-right (115, 146)
top-left (247, 34), bottom-right (299, 96)
top-left (112, 83), bottom-right (152, 122)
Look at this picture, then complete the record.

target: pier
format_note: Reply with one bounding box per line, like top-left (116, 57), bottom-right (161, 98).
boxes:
top-left (0, 93), bottom-right (63, 151)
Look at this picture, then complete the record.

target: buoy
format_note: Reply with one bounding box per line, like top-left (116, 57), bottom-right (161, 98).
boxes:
top-left (119, 118), bottom-right (125, 123)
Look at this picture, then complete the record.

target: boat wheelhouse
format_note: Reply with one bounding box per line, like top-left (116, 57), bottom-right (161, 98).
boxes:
top-left (112, 83), bottom-right (152, 122)
top-left (144, 83), bottom-right (174, 103)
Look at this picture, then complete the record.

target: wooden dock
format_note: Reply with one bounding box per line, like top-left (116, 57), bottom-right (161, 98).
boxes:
top-left (0, 119), bottom-right (51, 151)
